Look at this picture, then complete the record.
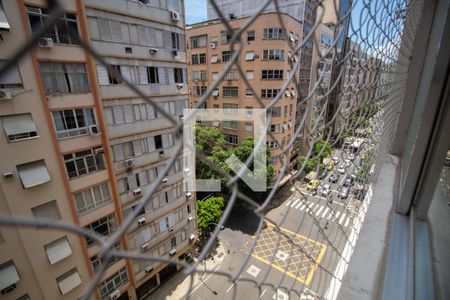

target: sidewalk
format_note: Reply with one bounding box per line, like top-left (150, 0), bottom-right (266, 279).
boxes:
top-left (146, 243), bottom-right (227, 299)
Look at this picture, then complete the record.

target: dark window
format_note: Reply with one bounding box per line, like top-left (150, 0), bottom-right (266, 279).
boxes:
top-left (147, 67), bottom-right (159, 83)
top-left (247, 30), bottom-right (255, 41)
top-left (174, 68), bottom-right (183, 83)
top-left (155, 135), bottom-right (162, 149)
top-left (107, 65), bottom-right (122, 84)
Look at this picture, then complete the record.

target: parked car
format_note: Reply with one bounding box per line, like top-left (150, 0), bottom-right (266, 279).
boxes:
top-left (326, 162), bottom-right (334, 171)
top-left (331, 156), bottom-right (341, 165)
top-left (348, 153), bottom-right (356, 161)
top-left (343, 159), bottom-right (352, 168)
top-left (320, 184), bottom-right (332, 197)
top-left (318, 168), bottom-right (328, 179)
top-left (306, 180), bottom-right (320, 194)
top-left (338, 187), bottom-right (350, 199)
top-left (343, 175), bottom-right (355, 187)
top-left (329, 172), bottom-right (340, 183)
top-left (338, 166), bottom-right (346, 174)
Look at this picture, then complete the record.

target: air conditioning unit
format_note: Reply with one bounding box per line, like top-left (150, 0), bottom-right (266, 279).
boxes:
top-left (186, 192), bottom-right (192, 199)
top-left (145, 266), bottom-right (154, 273)
top-left (149, 48), bottom-right (158, 55)
top-left (133, 188), bottom-right (142, 197)
top-left (94, 147), bottom-right (104, 155)
top-left (109, 290), bottom-right (120, 300)
top-left (176, 83), bottom-right (183, 89)
top-left (184, 167), bottom-right (190, 174)
top-left (0, 90), bottom-right (12, 100)
top-left (89, 124), bottom-right (100, 135)
top-left (170, 11), bottom-right (180, 22)
top-left (138, 217), bottom-right (146, 225)
top-left (210, 42), bottom-right (216, 49)
top-left (187, 216), bottom-right (193, 222)
top-left (141, 243), bottom-right (150, 251)
top-left (38, 37), bottom-right (54, 48)
top-left (213, 121), bottom-right (220, 127)
top-left (189, 234), bottom-right (195, 242)
top-left (162, 177), bottom-right (168, 183)
top-left (2, 172), bottom-right (14, 180)
top-left (168, 227), bottom-right (174, 232)
top-left (125, 158), bottom-right (135, 167)
top-left (159, 150), bottom-right (165, 156)
top-left (1, 284), bottom-right (16, 294)
top-left (169, 248), bottom-right (177, 256)
top-left (172, 50), bottom-right (178, 56)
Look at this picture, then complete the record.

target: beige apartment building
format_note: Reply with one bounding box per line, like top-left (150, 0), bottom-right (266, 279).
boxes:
top-left (0, 0), bottom-right (195, 299)
top-left (186, 13), bottom-right (308, 173)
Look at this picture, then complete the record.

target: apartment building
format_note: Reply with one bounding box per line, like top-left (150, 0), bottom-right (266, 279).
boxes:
top-left (0, 1), bottom-right (195, 299)
top-left (186, 13), bottom-right (305, 173)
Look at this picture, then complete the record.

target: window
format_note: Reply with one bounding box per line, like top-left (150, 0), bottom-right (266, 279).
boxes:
top-left (245, 106), bottom-right (253, 116)
top-left (270, 107), bottom-right (282, 117)
top-left (263, 28), bottom-right (285, 39)
top-left (192, 70), bottom-right (207, 81)
top-left (266, 140), bottom-right (279, 149)
top-left (31, 200), bottom-right (61, 220)
top-left (0, 61), bottom-right (22, 88)
top-left (194, 86), bottom-right (207, 96)
top-left (97, 18), bottom-right (122, 42)
top-left (261, 70), bottom-right (284, 80)
top-left (222, 51), bottom-right (233, 63)
top-left (245, 123), bottom-right (253, 131)
top-left (210, 36), bottom-right (218, 47)
top-left (199, 53), bottom-right (206, 64)
top-left (1, 114), bottom-right (38, 142)
top-left (174, 68), bottom-right (184, 83)
top-left (223, 86), bottom-right (238, 97)
top-left (212, 72), bottom-right (219, 81)
top-left (190, 35), bottom-right (207, 48)
top-left (263, 49), bottom-right (285, 60)
top-left (224, 69), bottom-right (238, 80)
top-left (246, 70), bottom-right (254, 80)
top-left (56, 268), bottom-right (82, 295)
top-left (221, 31), bottom-right (232, 44)
top-left (223, 120), bottom-right (238, 130)
top-left (245, 89), bottom-right (253, 97)
top-left (261, 89), bottom-right (281, 98)
top-left (211, 55), bottom-right (219, 63)
top-left (200, 70), bottom-right (207, 80)
top-left (17, 160), bottom-right (51, 189)
top-left (247, 30), bottom-right (255, 41)
top-left (225, 134), bottom-right (238, 145)
top-left (0, 261), bottom-right (20, 293)
top-left (187, 204), bottom-right (191, 214)
top-left (90, 244), bottom-right (120, 272)
top-left (85, 214), bottom-right (117, 247)
top-left (224, 103), bottom-right (238, 114)
top-left (98, 267), bottom-right (128, 299)
top-left (107, 65), bottom-right (122, 84)
top-left (64, 147), bottom-right (105, 179)
top-left (147, 67), bottom-right (159, 83)
top-left (52, 108), bottom-right (96, 139)
top-left (191, 54), bottom-right (199, 65)
top-left (74, 183), bottom-right (111, 214)
top-left (181, 230), bottom-right (186, 241)
top-left (26, 5), bottom-right (79, 44)
top-left (245, 52), bottom-right (255, 61)
top-left (40, 62), bottom-right (90, 94)
top-left (270, 124), bottom-right (280, 133)
top-left (171, 237), bottom-right (177, 248)
top-left (171, 32), bottom-right (182, 50)
top-left (16, 294), bottom-right (31, 300)
top-left (44, 237), bottom-right (72, 264)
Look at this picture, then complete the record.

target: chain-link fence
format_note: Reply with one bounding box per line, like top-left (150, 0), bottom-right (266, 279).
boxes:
top-left (0, 0), bottom-right (425, 299)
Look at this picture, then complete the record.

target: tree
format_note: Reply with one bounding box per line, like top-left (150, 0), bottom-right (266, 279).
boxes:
top-left (313, 139), bottom-right (332, 161)
top-left (197, 196), bottom-right (225, 237)
top-left (297, 155), bottom-right (316, 174)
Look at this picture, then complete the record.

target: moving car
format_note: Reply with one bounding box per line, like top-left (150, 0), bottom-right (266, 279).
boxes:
top-left (329, 172), bottom-right (340, 183)
top-left (306, 180), bottom-right (320, 194)
top-left (338, 166), bottom-right (346, 174)
top-left (338, 187), bottom-right (350, 199)
top-left (320, 184), bottom-right (332, 197)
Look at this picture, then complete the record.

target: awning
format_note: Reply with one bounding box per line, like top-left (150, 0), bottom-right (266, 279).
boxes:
top-left (0, 263), bottom-right (20, 290)
top-left (45, 238), bottom-right (72, 265)
top-left (17, 160), bottom-right (51, 189)
top-left (58, 270), bottom-right (82, 295)
top-left (245, 52), bottom-right (254, 61)
top-left (0, 5), bottom-right (10, 31)
top-left (1, 114), bottom-right (37, 136)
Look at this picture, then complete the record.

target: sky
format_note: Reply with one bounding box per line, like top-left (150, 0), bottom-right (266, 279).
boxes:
top-left (185, 0), bottom-right (208, 24)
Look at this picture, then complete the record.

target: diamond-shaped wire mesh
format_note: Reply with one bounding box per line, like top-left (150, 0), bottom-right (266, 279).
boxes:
top-left (0, 0), bottom-right (425, 299)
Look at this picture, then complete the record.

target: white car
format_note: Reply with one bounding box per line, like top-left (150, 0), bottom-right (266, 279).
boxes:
top-left (320, 184), bottom-right (332, 197)
top-left (338, 166), bottom-right (346, 174)
top-left (347, 153), bottom-right (356, 161)
top-left (343, 159), bottom-right (352, 168)
top-left (331, 156), bottom-right (341, 165)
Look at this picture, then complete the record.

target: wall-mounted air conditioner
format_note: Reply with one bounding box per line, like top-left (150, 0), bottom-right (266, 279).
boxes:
top-left (38, 37), bottom-right (54, 48)
top-left (170, 11), bottom-right (180, 22)
top-left (145, 266), bottom-right (154, 273)
top-left (89, 124), bottom-right (100, 135)
top-left (187, 216), bottom-right (193, 222)
top-left (162, 177), bottom-right (168, 183)
top-left (138, 217), bottom-right (146, 225)
top-left (94, 147), bottom-right (104, 155)
top-left (149, 48), bottom-right (158, 55)
top-left (125, 158), bottom-right (135, 167)
top-left (141, 243), bottom-right (150, 251)
top-left (133, 188), bottom-right (142, 197)
top-left (109, 290), bottom-right (120, 300)
top-left (0, 90), bottom-right (12, 100)
top-left (169, 248), bottom-right (177, 256)
top-left (186, 192), bottom-right (192, 199)
top-left (2, 172), bottom-right (14, 180)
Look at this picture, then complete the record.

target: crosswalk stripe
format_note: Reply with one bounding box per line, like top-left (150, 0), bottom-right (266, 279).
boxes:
top-left (321, 207), bottom-right (330, 218)
top-left (285, 200), bottom-right (291, 207)
top-left (299, 204), bottom-right (306, 211)
top-left (290, 199), bottom-right (299, 208)
top-left (295, 202), bottom-right (303, 209)
top-left (327, 211), bottom-right (333, 220)
top-left (312, 203), bottom-right (320, 212)
top-left (339, 214), bottom-right (346, 224)
top-left (315, 206), bottom-right (324, 216)
top-left (344, 217), bottom-right (350, 227)
top-left (335, 211), bottom-right (341, 219)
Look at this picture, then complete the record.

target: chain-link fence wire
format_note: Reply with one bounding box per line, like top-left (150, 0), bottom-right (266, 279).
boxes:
top-left (0, 0), bottom-right (424, 298)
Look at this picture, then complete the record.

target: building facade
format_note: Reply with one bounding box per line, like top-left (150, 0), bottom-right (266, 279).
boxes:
top-left (0, 0), bottom-right (195, 299)
top-left (186, 13), bottom-right (304, 174)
